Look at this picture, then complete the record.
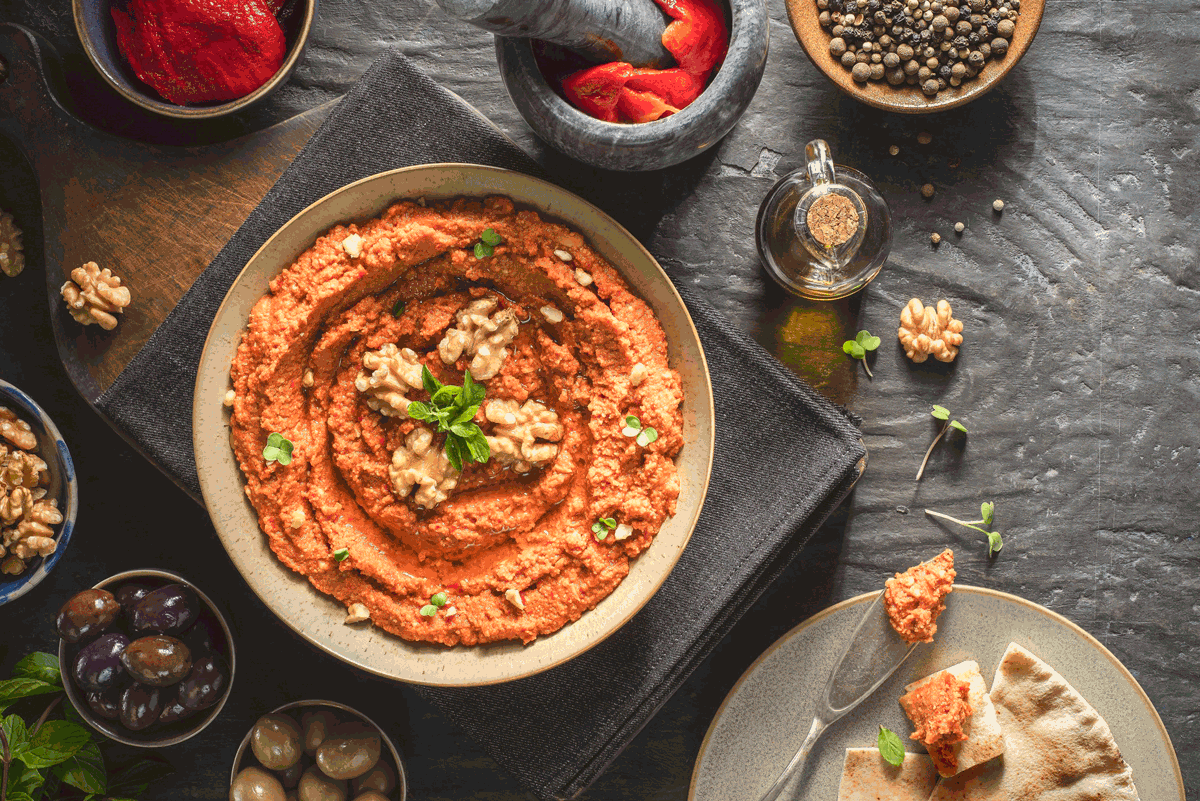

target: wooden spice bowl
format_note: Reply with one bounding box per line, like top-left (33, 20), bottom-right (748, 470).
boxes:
top-left (785, 0), bottom-right (1043, 113)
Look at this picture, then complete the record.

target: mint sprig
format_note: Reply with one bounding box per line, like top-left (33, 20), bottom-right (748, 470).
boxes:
top-left (877, 725), bottom-right (905, 766)
top-left (916, 405), bottom-right (967, 481)
top-left (406, 366), bottom-right (490, 472)
top-left (843, 330), bottom-right (882, 377)
top-left (925, 502), bottom-right (1003, 557)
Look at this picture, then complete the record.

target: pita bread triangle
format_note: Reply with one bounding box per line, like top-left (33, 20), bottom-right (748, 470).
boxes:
top-left (928, 642), bottom-right (1139, 800)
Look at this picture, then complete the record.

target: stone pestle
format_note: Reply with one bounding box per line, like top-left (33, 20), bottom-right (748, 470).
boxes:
top-left (435, 0), bottom-right (672, 68)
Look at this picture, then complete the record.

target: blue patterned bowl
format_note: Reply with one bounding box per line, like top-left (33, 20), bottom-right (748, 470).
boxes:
top-left (0, 380), bottom-right (78, 605)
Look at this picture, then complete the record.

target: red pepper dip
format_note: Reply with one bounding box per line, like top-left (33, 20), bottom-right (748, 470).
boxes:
top-left (111, 0), bottom-right (287, 105)
top-left (562, 0), bottom-right (729, 124)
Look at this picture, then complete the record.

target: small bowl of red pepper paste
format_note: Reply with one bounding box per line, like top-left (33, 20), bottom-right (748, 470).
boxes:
top-left (498, 0), bottom-right (769, 172)
top-left (73, 0), bottom-right (316, 119)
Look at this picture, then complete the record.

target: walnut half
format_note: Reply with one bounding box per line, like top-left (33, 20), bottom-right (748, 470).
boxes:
top-left (61, 262), bottom-right (131, 330)
top-left (389, 427), bottom-right (460, 509)
top-left (356, 344), bottom-right (424, 417)
top-left (437, 296), bottom-right (519, 381)
top-left (898, 299), bottom-right (964, 363)
top-left (485, 399), bottom-right (563, 473)
top-left (0, 210), bottom-right (24, 278)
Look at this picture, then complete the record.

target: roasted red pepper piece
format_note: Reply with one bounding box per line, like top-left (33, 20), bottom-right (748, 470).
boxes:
top-left (112, 0), bottom-right (286, 105)
top-left (654, 0), bottom-right (729, 79)
top-left (617, 88), bottom-right (680, 124)
top-left (625, 68), bottom-right (704, 109)
top-left (562, 62), bottom-right (634, 123)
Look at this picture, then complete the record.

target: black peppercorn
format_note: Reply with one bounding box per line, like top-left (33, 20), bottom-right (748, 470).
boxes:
top-left (970, 30), bottom-right (982, 44)
top-left (919, 27), bottom-right (932, 40)
top-left (845, 2), bottom-right (859, 13)
top-left (938, 64), bottom-right (953, 79)
top-left (868, 0), bottom-right (882, 10)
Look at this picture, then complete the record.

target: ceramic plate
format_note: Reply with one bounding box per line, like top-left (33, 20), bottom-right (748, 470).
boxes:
top-left (193, 164), bottom-right (715, 686)
top-left (690, 585), bottom-right (1183, 800)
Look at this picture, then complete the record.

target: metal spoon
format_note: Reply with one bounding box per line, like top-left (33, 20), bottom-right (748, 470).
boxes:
top-left (756, 591), bottom-right (920, 801)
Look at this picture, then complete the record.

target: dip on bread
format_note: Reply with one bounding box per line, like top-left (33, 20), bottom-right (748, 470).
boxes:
top-left (884, 549), bottom-right (955, 644)
top-left (228, 196), bottom-right (684, 646)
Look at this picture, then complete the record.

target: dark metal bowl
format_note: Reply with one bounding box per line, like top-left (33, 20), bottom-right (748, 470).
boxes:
top-left (72, 0), bottom-right (316, 120)
top-left (58, 569), bottom-right (236, 747)
top-left (496, 0), bottom-right (769, 171)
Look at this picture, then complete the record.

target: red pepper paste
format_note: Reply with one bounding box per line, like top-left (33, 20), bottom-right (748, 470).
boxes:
top-left (111, 0), bottom-right (287, 105)
top-left (562, 0), bottom-right (728, 124)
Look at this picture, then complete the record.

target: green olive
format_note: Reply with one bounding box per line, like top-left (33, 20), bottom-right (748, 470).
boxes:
top-left (298, 766), bottom-right (347, 801)
top-left (301, 710), bottom-right (340, 756)
top-left (230, 767), bottom-right (286, 801)
top-left (350, 761), bottom-right (395, 795)
top-left (350, 793), bottom-right (390, 801)
top-left (251, 714), bottom-right (303, 771)
top-left (315, 723), bottom-right (381, 781)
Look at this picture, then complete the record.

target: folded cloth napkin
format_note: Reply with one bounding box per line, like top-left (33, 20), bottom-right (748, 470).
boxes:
top-left (97, 52), bottom-right (864, 800)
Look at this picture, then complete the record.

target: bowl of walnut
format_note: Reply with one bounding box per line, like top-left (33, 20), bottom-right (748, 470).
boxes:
top-left (0, 380), bottom-right (78, 605)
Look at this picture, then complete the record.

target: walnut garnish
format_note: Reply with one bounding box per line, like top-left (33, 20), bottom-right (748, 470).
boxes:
top-left (341, 233), bottom-right (364, 259)
top-left (388, 427), bottom-right (460, 508)
top-left (0, 210), bottom-right (25, 278)
top-left (629, 363), bottom-right (648, 387)
top-left (898, 299), bottom-right (964, 363)
top-left (505, 588), bottom-right (525, 611)
top-left (0, 407), bottom-right (38, 451)
top-left (2, 450), bottom-right (47, 490)
top-left (485, 399), bottom-right (563, 473)
top-left (355, 344), bottom-right (424, 417)
top-left (344, 602), bottom-right (371, 624)
top-left (436, 296), bottom-right (519, 381)
top-left (61, 262), bottom-right (131, 330)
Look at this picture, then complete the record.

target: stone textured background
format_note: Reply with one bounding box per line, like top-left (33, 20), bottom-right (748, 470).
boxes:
top-left (0, 0), bottom-right (1197, 798)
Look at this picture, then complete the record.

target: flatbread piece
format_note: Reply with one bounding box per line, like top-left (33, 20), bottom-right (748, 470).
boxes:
top-left (837, 748), bottom-right (939, 801)
top-left (901, 660), bottom-right (1005, 778)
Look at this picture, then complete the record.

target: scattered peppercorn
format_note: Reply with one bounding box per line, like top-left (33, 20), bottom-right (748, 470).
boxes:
top-left (921, 183), bottom-right (935, 198)
top-left (889, 144), bottom-right (900, 155)
top-left (993, 198), bottom-right (1005, 211)
top-left (954, 221), bottom-right (965, 233)
top-left (931, 232), bottom-right (942, 244)
top-left (917, 131), bottom-right (933, 144)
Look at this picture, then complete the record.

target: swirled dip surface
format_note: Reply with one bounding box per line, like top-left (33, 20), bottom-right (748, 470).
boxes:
top-left (229, 197), bottom-right (684, 645)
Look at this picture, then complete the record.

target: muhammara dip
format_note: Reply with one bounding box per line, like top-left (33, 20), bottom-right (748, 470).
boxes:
top-left (228, 196), bottom-right (684, 646)
top-left (884, 548), bottom-right (955, 644)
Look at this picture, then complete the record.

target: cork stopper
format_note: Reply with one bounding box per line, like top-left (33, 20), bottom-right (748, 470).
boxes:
top-left (806, 194), bottom-right (860, 249)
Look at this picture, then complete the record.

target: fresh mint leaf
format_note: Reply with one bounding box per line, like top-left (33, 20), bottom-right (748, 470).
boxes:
top-left (105, 755), bottom-right (173, 796)
top-left (444, 436), bottom-right (465, 472)
top-left (877, 725), bottom-right (905, 766)
top-left (421, 365), bottom-right (442, 397)
top-left (465, 432), bottom-right (490, 463)
top-left (6, 761), bottom-right (45, 799)
top-left (406, 401), bottom-right (432, 421)
top-left (3, 713), bottom-right (30, 756)
top-left (0, 679), bottom-right (61, 713)
top-left (480, 228), bottom-right (503, 247)
top-left (930, 405), bottom-right (950, 421)
top-left (12, 653), bottom-right (60, 685)
top-left (52, 740), bottom-right (105, 794)
top-left (449, 422), bottom-right (478, 439)
top-left (20, 720), bottom-right (90, 769)
top-left (453, 404), bottom-right (480, 426)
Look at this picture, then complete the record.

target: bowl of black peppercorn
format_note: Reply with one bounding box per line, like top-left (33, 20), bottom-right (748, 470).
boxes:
top-left (786, 0), bottom-right (1044, 112)
top-left (56, 569), bottom-right (236, 747)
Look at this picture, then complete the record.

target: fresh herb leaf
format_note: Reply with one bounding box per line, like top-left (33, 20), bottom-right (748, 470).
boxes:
top-left (915, 405), bottom-right (968, 481)
top-left (51, 740), bottom-right (105, 794)
top-left (332, 548), bottom-right (349, 562)
top-left (419, 604), bottom-right (438, 617)
top-left (474, 242), bottom-right (493, 259)
top-left (930, 405), bottom-right (950, 421)
top-left (636, 427), bottom-right (659, 447)
top-left (0, 679), bottom-right (61, 713)
top-left (106, 756), bottom-right (173, 797)
top-left (480, 228), bottom-right (503, 247)
top-left (625, 415), bottom-right (642, 430)
top-left (3, 713), bottom-right (30, 757)
top-left (415, 366), bottom-right (489, 471)
top-left (843, 330), bottom-right (880, 376)
top-left (877, 725), bottom-right (905, 767)
top-left (392, 300), bottom-right (406, 318)
top-left (19, 720), bottom-right (90, 768)
top-left (924, 505), bottom-right (1003, 557)
top-left (431, 592), bottom-right (448, 608)
top-left (12, 653), bottom-right (59, 686)
top-left (262, 432), bottom-right (294, 465)
top-left (406, 401), bottom-right (432, 420)
top-left (6, 762), bottom-right (44, 800)
top-left (421, 365), bottom-right (442, 397)
top-left (950, 419), bottom-right (968, 433)
top-left (592, 517), bottom-right (617, 540)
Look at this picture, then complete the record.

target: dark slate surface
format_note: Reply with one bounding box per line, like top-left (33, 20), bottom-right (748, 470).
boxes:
top-left (1, 0), bottom-right (1197, 799)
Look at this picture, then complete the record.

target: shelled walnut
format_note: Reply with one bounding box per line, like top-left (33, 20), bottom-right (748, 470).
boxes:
top-left (355, 344), bottom-right (425, 417)
top-left (898, 299), bottom-right (964, 363)
top-left (0, 210), bottom-right (25, 278)
top-left (389, 426), bottom-right (460, 509)
top-left (61, 261), bottom-right (132, 330)
top-left (0, 407), bottom-right (62, 576)
top-left (0, 406), bottom-right (38, 451)
top-left (437, 296), bottom-right (519, 381)
top-left (485, 399), bottom-right (563, 473)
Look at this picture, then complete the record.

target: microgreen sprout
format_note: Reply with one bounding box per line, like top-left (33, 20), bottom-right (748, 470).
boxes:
top-left (333, 547), bottom-right (349, 562)
top-left (420, 590), bottom-right (450, 617)
top-left (474, 228), bottom-right (503, 259)
top-left (621, 414), bottom-right (658, 447)
top-left (392, 299), bottom-right (406, 318)
top-left (262, 432), bottom-right (294, 465)
top-left (877, 725), bottom-right (905, 767)
top-left (924, 502), bottom-right (1003, 557)
top-left (915, 405), bottom-right (967, 481)
top-left (591, 517), bottom-right (617, 541)
top-left (843, 330), bottom-right (882, 377)
top-left (406, 366), bottom-right (490, 471)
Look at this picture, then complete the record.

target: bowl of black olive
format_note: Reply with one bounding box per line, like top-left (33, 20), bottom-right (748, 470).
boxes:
top-left (230, 700), bottom-right (407, 801)
top-left (56, 569), bottom-right (235, 746)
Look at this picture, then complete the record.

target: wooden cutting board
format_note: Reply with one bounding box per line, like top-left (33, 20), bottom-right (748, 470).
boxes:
top-left (0, 23), bottom-right (331, 402)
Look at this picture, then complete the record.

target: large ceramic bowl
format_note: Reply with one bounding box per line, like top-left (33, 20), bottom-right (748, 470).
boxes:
top-left (73, 0), bottom-right (316, 120)
top-left (193, 164), bottom-right (715, 686)
top-left (0, 380), bottom-right (77, 606)
top-left (496, 0), bottom-right (769, 171)
top-left (785, 0), bottom-right (1044, 113)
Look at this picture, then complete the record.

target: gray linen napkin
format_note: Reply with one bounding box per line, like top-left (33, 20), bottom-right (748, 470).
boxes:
top-left (96, 51), bottom-right (864, 800)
